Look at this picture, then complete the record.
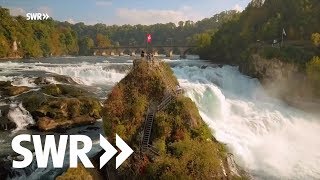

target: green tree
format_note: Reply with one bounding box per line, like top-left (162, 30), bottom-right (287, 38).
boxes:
top-left (194, 33), bottom-right (212, 48)
top-left (79, 37), bottom-right (94, 55)
top-left (0, 34), bottom-right (10, 58)
top-left (306, 56), bottom-right (320, 96)
top-left (96, 33), bottom-right (111, 48)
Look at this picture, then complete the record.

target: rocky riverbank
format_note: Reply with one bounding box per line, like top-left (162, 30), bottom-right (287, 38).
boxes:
top-left (239, 54), bottom-right (320, 114)
top-left (0, 75), bottom-right (102, 132)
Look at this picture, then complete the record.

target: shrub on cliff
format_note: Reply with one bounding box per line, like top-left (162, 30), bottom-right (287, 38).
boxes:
top-left (306, 56), bottom-right (320, 97)
top-left (56, 164), bottom-right (93, 180)
top-left (103, 60), bottom-right (238, 179)
top-left (260, 46), bottom-right (315, 64)
top-left (103, 60), bottom-right (177, 142)
top-left (312, 33), bottom-right (320, 47)
top-left (146, 139), bottom-right (226, 179)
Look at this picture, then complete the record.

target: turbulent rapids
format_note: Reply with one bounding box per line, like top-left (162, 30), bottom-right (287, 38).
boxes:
top-left (0, 56), bottom-right (319, 179)
top-left (173, 65), bottom-right (320, 179)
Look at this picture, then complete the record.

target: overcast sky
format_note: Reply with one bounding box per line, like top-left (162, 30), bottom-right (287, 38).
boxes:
top-left (1, 0), bottom-right (251, 25)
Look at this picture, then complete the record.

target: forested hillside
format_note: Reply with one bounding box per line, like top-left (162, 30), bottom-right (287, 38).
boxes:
top-left (0, 6), bottom-right (237, 58)
top-left (199, 0), bottom-right (320, 64)
top-left (198, 0), bottom-right (320, 102)
top-left (0, 8), bottom-right (78, 58)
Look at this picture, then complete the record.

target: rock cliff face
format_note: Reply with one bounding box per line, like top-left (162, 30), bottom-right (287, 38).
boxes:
top-left (100, 59), bottom-right (244, 179)
top-left (240, 54), bottom-right (320, 113)
top-left (241, 54), bottom-right (299, 83)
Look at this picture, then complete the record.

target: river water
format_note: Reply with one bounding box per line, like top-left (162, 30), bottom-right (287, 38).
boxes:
top-left (0, 56), bottom-right (319, 180)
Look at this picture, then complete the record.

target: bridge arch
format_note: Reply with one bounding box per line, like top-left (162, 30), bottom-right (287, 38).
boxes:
top-left (178, 47), bottom-right (193, 59)
top-left (91, 45), bottom-right (196, 57)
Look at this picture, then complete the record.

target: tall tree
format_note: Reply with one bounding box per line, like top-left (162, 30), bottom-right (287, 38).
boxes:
top-left (96, 34), bottom-right (111, 48)
top-left (79, 37), bottom-right (94, 55)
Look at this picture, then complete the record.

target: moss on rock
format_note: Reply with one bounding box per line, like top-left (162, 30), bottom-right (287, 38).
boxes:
top-left (0, 81), bottom-right (30, 96)
top-left (102, 59), bottom-right (243, 179)
top-left (35, 75), bottom-right (78, 85)
top-left (20, 84), bottom-right (102, 131)
top-left (56, 164), bottom-right (94, 180)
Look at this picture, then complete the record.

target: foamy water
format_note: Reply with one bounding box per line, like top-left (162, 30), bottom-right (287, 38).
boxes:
top-left (173, 65), bottom-right (320, 179)
top-left (7, 103), bottom-right (35, 133)
top-left (1, 57), bottom-right (320, 179)
top-left (0, 61), bottom-right (127, 87)
top-left (35, 65), bottom-right (126, 86)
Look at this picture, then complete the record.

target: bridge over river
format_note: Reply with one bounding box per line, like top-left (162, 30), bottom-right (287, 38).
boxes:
top-left (92, 45), bottom-right (196, 58)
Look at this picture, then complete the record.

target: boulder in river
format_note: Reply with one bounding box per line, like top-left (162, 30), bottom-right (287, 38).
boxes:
top-left (0, 81), bottom-right (30, 96)
top-left (14, 84), bottom-right (103, 131)
top-left (34, 75), bottom-right (78, 85)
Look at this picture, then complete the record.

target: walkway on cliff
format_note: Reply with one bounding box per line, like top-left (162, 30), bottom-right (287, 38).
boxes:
top-left (140, 60), bottom-right (183, 154)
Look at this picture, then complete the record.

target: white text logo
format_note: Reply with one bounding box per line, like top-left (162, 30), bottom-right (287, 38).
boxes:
top-left (11, 134), bottom-right (133, 169)
top-left (26, 13), bottom-right (50, 21)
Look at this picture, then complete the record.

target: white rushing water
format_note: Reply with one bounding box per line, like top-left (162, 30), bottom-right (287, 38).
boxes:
top-left (7, 103), bottom-right (35, 133)
top-left (1, 58), bottom-right (320, 179)
top-left (173, 65), bottom-right (320, 179)
top-left (0, 61), bottom-right (127, 87)
top-left (35, 63), bottom-right (126, 86)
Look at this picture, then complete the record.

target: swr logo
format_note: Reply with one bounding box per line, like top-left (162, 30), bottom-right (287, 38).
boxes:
top-left (26, 13), bottom-right (50, 21)
top-left (12, 134), bottom-right (133, 169)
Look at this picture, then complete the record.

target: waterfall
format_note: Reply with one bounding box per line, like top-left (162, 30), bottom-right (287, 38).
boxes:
top-left (173, 65), bottom-right (320, 179)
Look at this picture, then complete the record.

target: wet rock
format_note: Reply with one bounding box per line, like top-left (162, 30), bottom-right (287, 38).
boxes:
top-left (34, 75), bottom-right (78, 85)
top-left (0, 81), bottom-right (30, 96)
top-left (0, 81), bottom-right (11, 87)
top-left (33, 77), bottom-right (51, 85)
top-left (42, 84), bottom-right (90, 97)
top-left (239, 54), bottom-right (320, 112)
top-left (0, 105), bottom-right (16, 130)
top-left (3, 86), bottom-right (30, 96)
top-left (37, 116), bottom-right (96, 132)
top-left (20, 84), bottom-right (102, 131)
top-left (77, 129), bottom-right (88, 134)
top-left (53, 75), bottom-right (78, 84)
top-left (86, 126), bottom-right (100, 131)
top-left (0, 79), bottom-right (101, 132)
top-left (0, 159), bottom-right (11, 180)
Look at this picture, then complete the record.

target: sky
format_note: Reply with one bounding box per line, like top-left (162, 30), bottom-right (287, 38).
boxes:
top-left (1, 0), bottom-right (252, 25)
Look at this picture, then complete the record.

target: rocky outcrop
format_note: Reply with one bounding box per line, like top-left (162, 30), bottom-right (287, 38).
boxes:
top-left (100, 59), bottom-right (244, 179)
top-left (0, 81), bottom-right (102, 131)
top-left (240, 54), bottom-right (299, 83)
top-left (240, 54), bottom-right (320, 113)
top-left (59, 59), bottom-right (246, 179)
top-left (0, 105), bottom-right (16, 130)
top-left (0, 82), bottom-right (32, 130)
top-left (34, 75), bottom-right (78, 85)
top-left (0, 81), bottom-right (30, 96)
top-left (20, 84), bottom-right (102, 131)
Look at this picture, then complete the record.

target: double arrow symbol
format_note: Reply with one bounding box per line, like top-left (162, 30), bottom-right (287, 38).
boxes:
top-left (42, 13), bottom-right (50, 20)
top-left (100, 134), bottom-right (134, 169)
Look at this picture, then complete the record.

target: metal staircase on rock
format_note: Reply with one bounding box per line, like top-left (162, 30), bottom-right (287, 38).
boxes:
top-left (141, 62), bottom-right (183, 154)
top-left (141, 108), bottom-right (156, 151)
